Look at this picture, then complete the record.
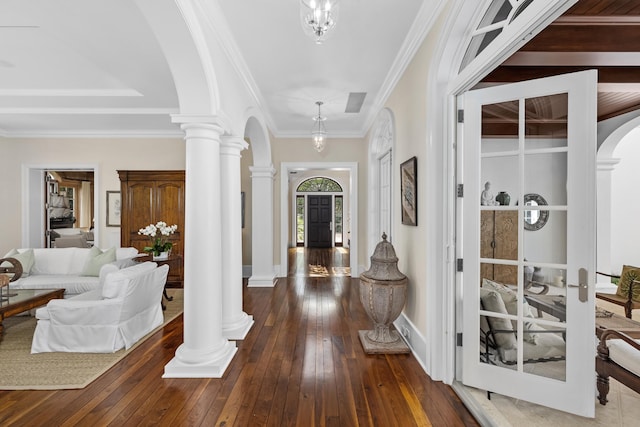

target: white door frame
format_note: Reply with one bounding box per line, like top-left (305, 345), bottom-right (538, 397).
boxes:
top-left (431, 0), bottom-right (579, 383)
top-left (280, 162), bottom-right (358, 277)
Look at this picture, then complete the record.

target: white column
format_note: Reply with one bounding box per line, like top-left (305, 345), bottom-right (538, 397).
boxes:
top-left (220, 136), bottom-right (254, 339)
top-left (596, 157), bottom-right (620, 278)
top-left (248, 166), bottom-right (277, 287)
top-left (164, 118), bottom-right (236, 378)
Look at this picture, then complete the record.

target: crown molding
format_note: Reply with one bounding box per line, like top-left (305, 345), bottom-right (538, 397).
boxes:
top-left (362, 0), bottom-right (448, 134)
top-left (196, 0), bottom-right (279, 135)
top-left (1, 129), bottom-right (183, 138)
top-left (0, 108), bottom-right (178, 115)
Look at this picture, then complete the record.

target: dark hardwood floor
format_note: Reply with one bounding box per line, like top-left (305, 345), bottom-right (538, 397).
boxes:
top-left (0, 248), bottom-right (478, 426)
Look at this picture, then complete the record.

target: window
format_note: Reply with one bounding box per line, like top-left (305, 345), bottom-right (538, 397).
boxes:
top-left (335, 196), bottom-right (343, 246)
top-left (297, 177), bottom-right (342, 192)
top-left (296, 196), bottom-right (305, 246)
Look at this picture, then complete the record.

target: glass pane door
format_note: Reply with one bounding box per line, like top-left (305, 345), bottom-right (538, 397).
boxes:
top-left (461, 70), bottom-right (597, 417)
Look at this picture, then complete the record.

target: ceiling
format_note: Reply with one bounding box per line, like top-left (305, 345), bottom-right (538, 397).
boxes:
top-left (482, 0), bottom-right (640, 122)
top-left (1, 1), bottom-right (639, 140)
top-left (0, 0), bottom-right (432, 138)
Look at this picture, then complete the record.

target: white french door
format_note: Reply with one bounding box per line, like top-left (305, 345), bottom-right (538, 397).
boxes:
top-left (460, 70), bottom-right (597, 417)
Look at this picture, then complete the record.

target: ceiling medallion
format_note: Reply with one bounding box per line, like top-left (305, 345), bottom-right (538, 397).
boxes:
top-left (311, 101), bottom-right (327, 153)
top-left (300, 0), bottom-right (339, 44)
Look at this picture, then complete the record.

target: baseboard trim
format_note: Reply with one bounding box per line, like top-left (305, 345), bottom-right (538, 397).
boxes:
top-left (242, 265), bottom-right (252, 278)
top-left (393, 312), bottom-right (427, 372)
top-left (248, 275), bottom-right (278, 288)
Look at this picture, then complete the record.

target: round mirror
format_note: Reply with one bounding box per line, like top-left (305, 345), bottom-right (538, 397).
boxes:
top-left (523, 193), bottom-right (549, 231)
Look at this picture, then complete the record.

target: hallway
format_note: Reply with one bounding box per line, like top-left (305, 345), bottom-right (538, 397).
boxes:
top-left (0, 248), bottom-right (478, 426)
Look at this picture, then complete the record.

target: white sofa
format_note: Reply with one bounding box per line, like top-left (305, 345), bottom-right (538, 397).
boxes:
top-left (5, 247), bottom-right (139, 297)
top-left (31, 262), bottom-right (169, 353)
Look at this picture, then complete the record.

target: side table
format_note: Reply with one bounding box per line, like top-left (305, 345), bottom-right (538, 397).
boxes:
top-left (135, 254), bottom-right (182, 310)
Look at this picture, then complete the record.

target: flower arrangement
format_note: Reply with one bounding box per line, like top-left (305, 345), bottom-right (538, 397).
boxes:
top-left (138, 221), bottom-right (178, 256)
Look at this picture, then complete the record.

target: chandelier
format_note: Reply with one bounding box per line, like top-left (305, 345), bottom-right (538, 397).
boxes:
top-left (300, 0), bottom-right (339, 44)
top-left (311, 101), bottom-right (327, 153)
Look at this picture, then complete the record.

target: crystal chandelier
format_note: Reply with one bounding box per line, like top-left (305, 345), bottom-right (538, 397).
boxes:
top-left (311, 101), bottom-right (327, 153)
top-left (300, 0), bottom-right (339, 44)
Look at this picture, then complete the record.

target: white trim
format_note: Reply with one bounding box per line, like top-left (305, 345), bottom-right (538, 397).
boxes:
top-left (431, 0), bottom-right (578, 386)
top-left (362, 0), bottom-right (448, 135)
top-left (393, 312), bottom-right (427, 371)
top-left (280, 162), bottom-right (358, 277)
top-left (5, 130), bottom-right (184, 139)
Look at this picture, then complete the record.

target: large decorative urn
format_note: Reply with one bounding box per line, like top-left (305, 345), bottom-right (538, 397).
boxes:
top-left (359, 233), bottom-right (410, 354)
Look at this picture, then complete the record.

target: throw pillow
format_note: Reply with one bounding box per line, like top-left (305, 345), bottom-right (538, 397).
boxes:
top-left (2, 248), bottom-right (35, 277)
top-left (82, 247), bottom-right (117, 277)
top-left (480, 288), bottom-right (517, 352)
top-left (482, 278), bottom-right (539, 344)
top-left (616, 265), bottom-right (640, 302)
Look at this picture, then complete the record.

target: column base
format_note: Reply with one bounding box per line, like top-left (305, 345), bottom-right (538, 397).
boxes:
top-left (248, 274), bottom-right (277, 287)
top-left (163, 341), bottom-right (237, 378)
top-left (223, 313), bottom-right (254, 340)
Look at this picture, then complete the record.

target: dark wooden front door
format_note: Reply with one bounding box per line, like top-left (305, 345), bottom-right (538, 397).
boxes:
top-left (307, 195), bottom-right (332, 248)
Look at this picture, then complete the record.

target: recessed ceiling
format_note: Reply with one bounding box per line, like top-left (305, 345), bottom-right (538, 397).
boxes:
top-left (0, 0), bottom-right (435, 138)
top-left (5, 1), bottom-right (637, 139)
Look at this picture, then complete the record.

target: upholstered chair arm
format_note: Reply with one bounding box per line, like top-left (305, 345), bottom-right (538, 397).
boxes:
top-left (598, 329), bottom-right (640, 360)
top-left (40, 298), bottom-right (124, 325)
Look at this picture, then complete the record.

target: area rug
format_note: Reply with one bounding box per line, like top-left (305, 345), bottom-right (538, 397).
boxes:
top-left (0, 289), bottom-right (183, 390)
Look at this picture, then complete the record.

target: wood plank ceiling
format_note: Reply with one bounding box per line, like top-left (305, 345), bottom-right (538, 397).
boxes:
top-left (480, 0), bottom-right (640, 137)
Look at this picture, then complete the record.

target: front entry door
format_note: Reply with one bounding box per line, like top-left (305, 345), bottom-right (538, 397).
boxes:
top-left (307, 195), bottom-right (332, 248)
top-left (460, 70), bottom-right (597, 417)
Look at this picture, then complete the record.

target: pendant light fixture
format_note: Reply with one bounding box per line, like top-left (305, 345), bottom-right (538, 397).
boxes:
top-left (311, 101), bottom-right (327, 153)
top-left (300, 0), bottom-right (339, 44)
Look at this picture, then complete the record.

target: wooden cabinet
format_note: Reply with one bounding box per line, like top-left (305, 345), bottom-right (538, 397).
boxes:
top-left (118, 170), bottom-right (185, 287)
top-left (480, 210), bottom-right (518, 285)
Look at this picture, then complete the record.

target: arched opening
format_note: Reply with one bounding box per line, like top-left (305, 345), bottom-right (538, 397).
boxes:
top-left (243, 114), bottom-right (277, 287)
top-left (597, 114), bottom-right (640, 277)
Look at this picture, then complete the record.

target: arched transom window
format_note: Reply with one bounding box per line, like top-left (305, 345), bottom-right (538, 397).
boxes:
top-left (297, 177), bottom-right (343, 193)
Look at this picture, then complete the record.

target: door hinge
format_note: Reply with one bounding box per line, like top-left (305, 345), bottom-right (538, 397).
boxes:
top-left (457, 184), bottom-right (463, 197)
top-left (457, 109), bottom-right (464, 123)
top-left (456, 333), bottom-right (463, 346)
top-left (456, 258), bottom-right (463, 272)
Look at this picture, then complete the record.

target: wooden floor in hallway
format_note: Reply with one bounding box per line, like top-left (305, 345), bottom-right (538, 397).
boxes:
top-left (0, 247), bottom-right (478, 426)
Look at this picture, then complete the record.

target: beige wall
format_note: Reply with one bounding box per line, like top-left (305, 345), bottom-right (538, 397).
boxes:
top-left (0, 138), bottom-right (185, 255)
top-left (383, 10), bottom-right (448, 336)
top-left (241, 136), bottom-right (368, 272)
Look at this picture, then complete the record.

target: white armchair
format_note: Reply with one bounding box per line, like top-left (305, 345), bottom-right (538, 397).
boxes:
top-left (31, 262), bottom-right (169, 353)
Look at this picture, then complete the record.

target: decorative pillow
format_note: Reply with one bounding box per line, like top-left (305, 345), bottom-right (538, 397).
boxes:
top-left (2, 248), bottom-right (35, 277)
top-left (616, 265), bottom-right (640, 302)
top-left (482, 278), bottom-right (539, 344)
top-left (480, 288), bottom-right (517, 351)
top-left (82, 247), bottom-right (116, 277)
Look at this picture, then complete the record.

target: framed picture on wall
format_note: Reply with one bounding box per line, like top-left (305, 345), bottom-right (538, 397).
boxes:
top-left (400, 156), bottom-right (417, 226)
top-left (106, 191), bottom-right (121, 227)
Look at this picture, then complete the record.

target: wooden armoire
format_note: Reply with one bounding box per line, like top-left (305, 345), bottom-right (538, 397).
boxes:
top-left (480, 210), bottom-right (518, 285)
top-left (118, 170), bottom-right (185, 287)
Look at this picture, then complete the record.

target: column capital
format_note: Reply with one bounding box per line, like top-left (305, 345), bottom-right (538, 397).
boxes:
top-left (220, 135), bottom-right (249, 156)
top-left (597, 157), bottom-right (621, 171)
top-left (249, 165), bottom-right (276, 179)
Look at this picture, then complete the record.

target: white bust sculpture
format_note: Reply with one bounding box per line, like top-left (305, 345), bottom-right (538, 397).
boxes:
top-left (481, 181), bottom-right (497, 206)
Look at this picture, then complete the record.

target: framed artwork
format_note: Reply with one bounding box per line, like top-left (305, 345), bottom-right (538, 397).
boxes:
top-left (400, 156), bottom-right (417, 226)
top-left (106, 191), bottom-right (121, 227)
